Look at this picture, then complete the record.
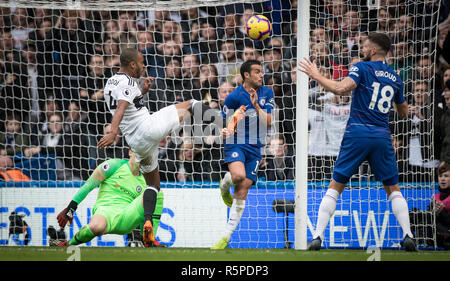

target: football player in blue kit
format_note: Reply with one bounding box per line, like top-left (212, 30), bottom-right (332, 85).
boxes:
top-left (298, 33), bottom-right (416, 251)
top-left (212, 59), bottom-right (274, 249)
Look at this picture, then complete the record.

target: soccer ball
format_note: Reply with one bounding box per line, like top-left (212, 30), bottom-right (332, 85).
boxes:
top-left (245, 15), bottom-right (272, 41)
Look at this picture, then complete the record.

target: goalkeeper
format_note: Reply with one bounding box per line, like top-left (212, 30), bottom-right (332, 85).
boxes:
top-left (52, 150), bottom-right (164, 247)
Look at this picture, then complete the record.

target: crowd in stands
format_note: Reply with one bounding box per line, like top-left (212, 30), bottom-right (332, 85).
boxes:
top-left (0, 0), bottom-right (449, 184)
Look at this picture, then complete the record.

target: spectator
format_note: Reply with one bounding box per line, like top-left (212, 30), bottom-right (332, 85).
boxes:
top-left (311, 26), bottom-right (330, 45)
top-left (63, 101), bottom-right (89, 136)
top-left (137, 31), bottom-right (155, 52)
top-left (10, 8), bottom-right (35, 51)
top-left (54, 10), bottom-right (93, 111)
top-left (147, 57), bottom-right (185, 112)
top-left (147, 11), bottom-right (175, 44)
top-left (103, 37), bottom-right (121, 74)
top-left (238, 8), bottom-right (255, 37)
top-left (0, 31), bottom-right (20, 62)
top-left (393, 14), bottom-right (415, 43)
top-left (30, 94), bottom-right (60, 145)
top-left (227, 44), bottom-right (259, 86)
top-left (180, 8), bottom-right (211, 45)
top-left (329, 39), bottom-right (351, 67)
top-left (262, 44), bottom-right (292, 94)
top-left (157, 136), bottom-right (178, 182)
top-left (307, 92), bottom-right (350, 181)
top-left (283, 18), bottom-right (298, 61)
top-left (0, 155), bottom-right (30, 182)
top-left (0, 59), bottom-right (30, 127)
top-left (0, 114), bottom-right (30, 157)
top-left (209, 81), bottom-right (233, 110)
top-left (437, 66), bottom-right (450, 110)
top-left (437, 28), bottom-right (449, 67)
top-left (410, 162), bottom-right (450, 249)
top-left (24, 112), bottom-right (78, 180)
top-left (405, 80), bottom-right (443, 181)
top-left (278, 65), bottom-right (297, 146)
top-left (160, 20), bottom-right (184, 45)
top-left (75, 10), bottom-right (102, 46)
top-left (348, 31), bottom-right (368, 60)
top-left (323, 94), bottom-right (351, 157)
top-left (28, 19), bottom-right (58, 95)
top-left (63, 101), bottom-right (90, 180)
top-left (32, 8), bottom-right (52, 31)
top-left (390, 40), bottom-right (414, 83)
top-left (102, 19), bottom-right (120, 42)
top-left (79, 54), bottom-right (111, 136)
top-left (182, 53), bottom-right (201, 90)
top-left (259, 134), bottom-right (295, 181)
top-left (216, 40), bottom-right (243, 84)
top-left (176, 138), bottom-right (205, 182)
top-left (368, 6), bottom-right (394, 36)
top-left (307, 102), bottom-right (327, 181)
top-left (20, 43), bottom-right (40, 122)
top-left (96, 124), bottom-right (129, 167)
top-left (199, 63), bottom-right (220, 106)
top-left (310, 42), bottom-right (348, 81)
top-left (218, 12), bottom-right (247, 52)
top-left (324, 0), bottom-right (349, 41)
top-left (143, 39), bottom-right (183, 78)
top-left (191, 19), bottom-right (220, 64)
top-left (412, 55), bottom-right (443, 104)
top-left (118, 11), bottom-right (138, 49)
top-left (340, 9), bottom-right (367, 51)
top-left (440, 88), bottom-right (450, 164)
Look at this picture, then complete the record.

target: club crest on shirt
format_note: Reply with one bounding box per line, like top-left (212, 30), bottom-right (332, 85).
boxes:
top-left (259, 98), bottom-right (266, 107)
top-left (102, 163), bottom-right (110, 171)
top-left (223, 105), bottom-right (229, 115)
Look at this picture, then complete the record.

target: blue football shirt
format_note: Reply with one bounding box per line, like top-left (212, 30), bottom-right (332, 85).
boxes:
top-left (222, 85), bottom-right (274, 149)
top-left (345, 60), bottom-right (405, 139)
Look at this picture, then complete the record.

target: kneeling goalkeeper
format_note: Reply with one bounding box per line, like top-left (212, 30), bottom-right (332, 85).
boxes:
top-left (53, 150), bottom-right (164, 247)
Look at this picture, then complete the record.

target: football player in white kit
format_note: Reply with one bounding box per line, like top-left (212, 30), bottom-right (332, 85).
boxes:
top-left (98, 48), bottom-right (204, 246)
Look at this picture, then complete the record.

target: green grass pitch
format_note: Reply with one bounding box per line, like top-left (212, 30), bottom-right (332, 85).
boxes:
top-left (1, 246), bottom-right (450, 261)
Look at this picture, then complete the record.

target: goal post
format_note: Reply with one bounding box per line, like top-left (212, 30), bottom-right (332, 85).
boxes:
top-left (294, 0), bottom-right (310, 251)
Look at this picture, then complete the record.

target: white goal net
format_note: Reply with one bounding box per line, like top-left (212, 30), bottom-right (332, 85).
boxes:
top-left (0, 0), bottom-right (447, 250)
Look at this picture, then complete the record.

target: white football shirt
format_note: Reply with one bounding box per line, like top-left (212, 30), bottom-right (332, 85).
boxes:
top-left (103, 72), bottom-right (150, 138)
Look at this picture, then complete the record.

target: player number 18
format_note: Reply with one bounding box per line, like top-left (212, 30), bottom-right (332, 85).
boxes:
top-left (368, 82), bottom-right (394, 113)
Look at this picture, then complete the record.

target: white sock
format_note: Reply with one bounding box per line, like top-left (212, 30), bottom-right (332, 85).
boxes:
top-left (313, 188), bottom-right (340, 240)
top-left (224, 199), bottom-right (245, 241)
top-left (389, 191), bottom-right (413, 239)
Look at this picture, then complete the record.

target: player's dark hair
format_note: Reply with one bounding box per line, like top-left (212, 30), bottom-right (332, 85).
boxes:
top-left (240, 59), bottom-right (262, 82)
top-left (120, 48), bottom-right (140, 67)
top-left (368, 33), bottom-right (391, 54)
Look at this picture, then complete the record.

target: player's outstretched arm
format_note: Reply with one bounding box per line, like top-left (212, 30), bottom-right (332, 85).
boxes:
top-left (98, 99), bottom-right (129, 148)
top-left (298, 58), bottom-right (356, 96)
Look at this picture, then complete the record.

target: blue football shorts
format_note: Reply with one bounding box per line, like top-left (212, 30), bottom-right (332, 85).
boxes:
top-left (224, 144), bottom-right (262, 183)
top-left (332, 136), bottom-right (399, 185)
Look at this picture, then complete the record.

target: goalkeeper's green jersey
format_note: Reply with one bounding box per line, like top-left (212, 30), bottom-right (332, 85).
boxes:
top-left (71, 159), bottom-right (146, 212)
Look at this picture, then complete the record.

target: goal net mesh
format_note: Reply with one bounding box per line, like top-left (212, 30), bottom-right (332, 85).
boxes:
top-left (0, 0), bottom-right (445, 249)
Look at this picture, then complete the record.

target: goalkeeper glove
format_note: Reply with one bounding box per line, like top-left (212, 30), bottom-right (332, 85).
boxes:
top-left (57, 200), bottom-right (78, 228)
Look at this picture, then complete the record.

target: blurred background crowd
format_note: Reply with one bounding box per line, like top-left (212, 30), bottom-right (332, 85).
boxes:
top-left (0, 0), bottom-right (449, 184)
